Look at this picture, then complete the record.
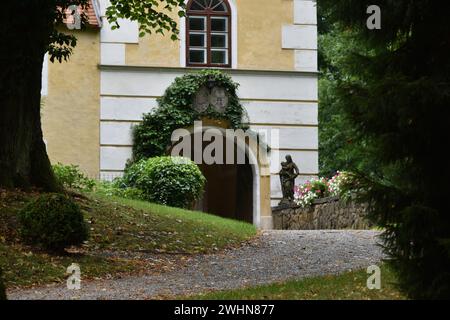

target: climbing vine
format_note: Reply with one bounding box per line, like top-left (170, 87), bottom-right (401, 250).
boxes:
top-left (132, 70), bottom-right (249, 161)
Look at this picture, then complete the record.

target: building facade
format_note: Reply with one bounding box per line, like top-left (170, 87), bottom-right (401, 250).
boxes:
top-left (42, 0), bottom-right (318, 229)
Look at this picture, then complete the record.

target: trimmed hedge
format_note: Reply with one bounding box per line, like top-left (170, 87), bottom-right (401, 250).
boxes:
top-left (18, 194), bottom-right (89, 251)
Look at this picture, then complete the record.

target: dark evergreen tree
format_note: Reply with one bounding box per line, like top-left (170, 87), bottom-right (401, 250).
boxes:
top-left (319, 0), bottom-right (450, 298)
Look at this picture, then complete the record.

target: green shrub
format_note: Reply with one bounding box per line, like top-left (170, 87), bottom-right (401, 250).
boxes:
top-left (18, 194), bottom-right (89, 251)
top-left (0, 269), bottom-right (6, 300)
top-left (309, 179), bottom-right (328, 196)
top-left (52, 163), bottom-right (95, 191)
top-left (121, 156), bottom-right (206, 208)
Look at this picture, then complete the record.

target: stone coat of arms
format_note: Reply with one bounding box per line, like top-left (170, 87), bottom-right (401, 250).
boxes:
top-left (193, 85), bottom-right (229, 113)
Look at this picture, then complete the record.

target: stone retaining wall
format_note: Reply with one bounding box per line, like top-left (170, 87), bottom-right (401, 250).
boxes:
top-left (272, 197), bottom-right (371, 230)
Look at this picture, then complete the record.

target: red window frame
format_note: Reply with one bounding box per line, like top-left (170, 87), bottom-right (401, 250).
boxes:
top-left (186, 0), bottom-right (232, 68)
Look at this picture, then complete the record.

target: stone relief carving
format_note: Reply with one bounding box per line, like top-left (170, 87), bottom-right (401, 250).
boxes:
top-left (210, 87), bottom-right (229, 113)
top-left (193, 85), bottom-right (229, 113)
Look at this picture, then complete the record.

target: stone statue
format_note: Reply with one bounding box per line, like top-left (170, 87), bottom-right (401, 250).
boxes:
top-left (278, 155), bottom-right (299, 206)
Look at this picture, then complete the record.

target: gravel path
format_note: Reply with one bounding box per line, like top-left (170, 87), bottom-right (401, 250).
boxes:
top-left (8, 230), bottom-right (384, 300)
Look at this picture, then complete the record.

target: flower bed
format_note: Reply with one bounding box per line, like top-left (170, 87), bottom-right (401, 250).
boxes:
top-left (294, 171), bottom-right (353, 208)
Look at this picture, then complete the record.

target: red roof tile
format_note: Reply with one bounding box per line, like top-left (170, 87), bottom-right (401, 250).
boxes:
top-left (86, 0), bottom-right (102, 27)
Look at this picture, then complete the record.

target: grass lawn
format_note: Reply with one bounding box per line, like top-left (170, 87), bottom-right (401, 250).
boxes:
top-left (0, 189), bottom-right (257, 288)
top-left (187, 265), bottom-right (406, 300)
top-left (82, 193), bottom-right (257, 254)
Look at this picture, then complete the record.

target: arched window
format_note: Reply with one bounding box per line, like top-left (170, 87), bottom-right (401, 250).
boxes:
top-left (186, 0), bottom-right (231, 67)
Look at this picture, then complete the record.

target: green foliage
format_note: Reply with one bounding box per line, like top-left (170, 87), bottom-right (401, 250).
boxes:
top-left (120, 156), bottom-right (206, 209)
top-left (310, 179), bottom-right (328, 195)
top-left (106, 0), bottom-right (186, 41)
top-left (47, 0), bottom-right (89, 63)
top-left (0, 269), bottom-right (6, 300)
top-left (318, 26), bottom-right (379, 177)
top-left (319, 0), bottom-right (450, 299)
top-left (132, 70), bottom-right (248, 161)
top-left (18, 194), bottom-right (88, 251)
top-left (52, 163), bottom-right (95, 191)
top-left (95, 180), bottom-right (145, 201)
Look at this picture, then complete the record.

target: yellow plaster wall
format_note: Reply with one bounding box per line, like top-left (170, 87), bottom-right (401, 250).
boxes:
top-left (42, 29), bottom-right (100, 178)
top-left (126, 34), bottom-right (181, 67)
top-left (236, 0), bottom-right (294, 71)
top-left (125, 0), bottom-right (294, 71)
top-left (126, 6), bottom-right (181, 67)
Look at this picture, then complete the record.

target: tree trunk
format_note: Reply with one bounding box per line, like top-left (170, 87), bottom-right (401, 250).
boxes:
top-left (0, 2), bottom-right (60, 191)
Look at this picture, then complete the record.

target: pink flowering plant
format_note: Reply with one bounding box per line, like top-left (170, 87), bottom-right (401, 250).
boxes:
top-left (294, 171), bottom-right (353, 207)
top-left (328, 171), bottom-right (352, 198)
top-left (294, 177), bottom-right (329, 207)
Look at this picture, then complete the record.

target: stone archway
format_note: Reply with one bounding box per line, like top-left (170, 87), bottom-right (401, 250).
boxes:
top-left (169, 123), bottom-right (263, 225)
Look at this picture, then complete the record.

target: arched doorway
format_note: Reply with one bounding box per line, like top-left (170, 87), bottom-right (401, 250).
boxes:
top-left (195, 147), bottom-right (253, 223)
top-left (170, 127), bottom-right (255, 224)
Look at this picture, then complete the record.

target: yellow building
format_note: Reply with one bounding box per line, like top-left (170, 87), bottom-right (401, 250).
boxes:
top-left (42, 0), bottom-right (318, 229)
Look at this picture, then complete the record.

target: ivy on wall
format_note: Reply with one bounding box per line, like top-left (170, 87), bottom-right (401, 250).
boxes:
top-left (132, 70), bottom-right (250, 162)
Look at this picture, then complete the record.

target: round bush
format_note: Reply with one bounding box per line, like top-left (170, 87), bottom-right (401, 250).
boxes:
top-left (18, 194), bottom-right (89, 251)
top-left (121, 156), bottom-right (206, 208)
